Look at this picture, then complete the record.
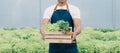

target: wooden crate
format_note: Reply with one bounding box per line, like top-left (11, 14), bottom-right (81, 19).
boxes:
top-left (44, 31), bottom-right (73, 43)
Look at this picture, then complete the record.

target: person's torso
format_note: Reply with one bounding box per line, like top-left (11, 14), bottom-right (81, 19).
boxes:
top-left (50, 4), bottom-right (74, 32)
top-left (46, 4), bottom-right (79, 19)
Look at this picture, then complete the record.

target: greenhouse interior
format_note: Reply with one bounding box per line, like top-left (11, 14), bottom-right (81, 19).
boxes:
top-left (0, 0), bottom-right (120, 53)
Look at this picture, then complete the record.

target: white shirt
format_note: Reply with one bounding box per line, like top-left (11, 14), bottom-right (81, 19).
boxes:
top-left (43, 4), bottom-right (81, 19)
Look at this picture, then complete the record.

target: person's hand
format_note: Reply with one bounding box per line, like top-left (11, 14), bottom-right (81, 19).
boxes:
top-left (42, 35), bottom-right (45, 40)
top-left (71, 33), bottom-right (77, 41)
top-left (40, 29), bottom-right (46, 40)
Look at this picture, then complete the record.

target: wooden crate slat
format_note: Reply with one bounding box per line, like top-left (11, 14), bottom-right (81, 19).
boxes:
top-left (45, 38), bottom-right (71, 40)
top-left (45, 39), bottom-right (72, 43)
top-left (66, 32), bottom-right (73, 35)
top-left (44, 35), bottom-right (71, 39)
top-left (45, 31), bottom-right (63, 34)
top-left (45, 34), bottom-right (71, 36)
top-left (45, 31), bottom-right (73, 35)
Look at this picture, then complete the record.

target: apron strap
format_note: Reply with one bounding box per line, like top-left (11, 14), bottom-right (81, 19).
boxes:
top-left (54, 3), bottom-right (69, 11)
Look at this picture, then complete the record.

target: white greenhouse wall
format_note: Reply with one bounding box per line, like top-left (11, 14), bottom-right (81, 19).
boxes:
top-left (0, 0), bottom-right (120, 28)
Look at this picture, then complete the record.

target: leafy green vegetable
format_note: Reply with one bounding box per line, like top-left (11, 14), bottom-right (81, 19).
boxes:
top-left (45, 23), bottom-right (60, 32)
top-left (57, 20), bottom-right (69, 30)
top-left (44, 20), bottom-right (70, 32)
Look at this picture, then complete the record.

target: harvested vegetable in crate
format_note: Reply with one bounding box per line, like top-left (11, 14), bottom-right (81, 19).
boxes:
top-left (45, 20), bottom-right (71, 34)
top-left (44, 20), bottom-right (73, 43)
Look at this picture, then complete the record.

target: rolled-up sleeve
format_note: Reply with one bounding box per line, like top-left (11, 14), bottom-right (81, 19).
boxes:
top-left (70, 6), bottom-right (81, 19)
top-left (43, 8), bottom-right (50, 19)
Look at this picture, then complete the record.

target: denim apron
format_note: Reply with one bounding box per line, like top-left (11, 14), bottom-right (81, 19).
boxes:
top-left (49, 4), bottom-right (78, 53)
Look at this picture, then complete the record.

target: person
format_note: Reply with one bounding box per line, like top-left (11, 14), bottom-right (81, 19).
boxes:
top-left (40, 0), bottom-right (81, 53)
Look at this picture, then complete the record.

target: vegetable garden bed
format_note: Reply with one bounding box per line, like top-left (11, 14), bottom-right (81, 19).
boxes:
top-left (0, 27), bottom-right (120, 53)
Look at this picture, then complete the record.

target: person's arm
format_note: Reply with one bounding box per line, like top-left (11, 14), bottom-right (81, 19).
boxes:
top-left (40, 18), bottom-right (50, 40)
top-left (72, 18), bottom-right (81, 41)
top-left (40, 6), bottom-right (52, 40)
